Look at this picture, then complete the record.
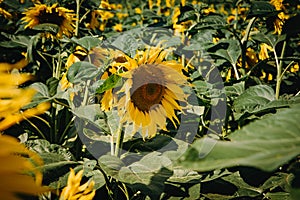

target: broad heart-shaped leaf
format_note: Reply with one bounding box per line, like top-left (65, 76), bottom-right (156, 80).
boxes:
top-left (118, 152), bottom-right (173, 199)
top-left (99, 152), bottom-right (174, 199)
top-left (224, 81), bottom-right (245, 99)
top-left (233, 85), bottom-right (291, 117)
top-left (72, 36), bottom-right (102, 51)
top-left (251, 32), bottom-right (286, 48)
top-left (177, 104), bottom-right (300, 172)
top-left (211, 39), bottom-right (241, 67)
top-left (67, 61), bottom-right (99, 84)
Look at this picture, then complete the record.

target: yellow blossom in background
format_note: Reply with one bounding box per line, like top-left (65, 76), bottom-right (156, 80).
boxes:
top-left (203, 5), bottom-right (216, 15)
top-left (0, 134), bottom-right (48, 200)
top-left (165, 0), bottom-right (175, 7)
top-left (227, 15), bottom-right (235, 24)
top-left (59, 168), bottom-right (95, 200)
top-left (212, 37), bottom-right (219, 44)
top-left (290, 63), bottom-right (299, 73)
top-left (0, 7), bottom-right (12, 19)
top-left (90, 0), bottom-right (115, 31)
top-left (172, 6), bottom-right (180, 24)
top-left (113, 23), bottom-right (123, 32)
top-left (86, 10), bottom-right (100, 30)
top-left (270, 0), bottom-right (289, 34)
top-left (135, 7), bottom-right (142, 14)
top-left (22, 3), bottom-right (76, 38)
top-left (110, 3), bottom-right (123, 10)
top-left (112, 45), bottom-right (189, 138)
top-left (116, 12), bottom-right (128, 20)
top-left (260, 71), bottom-right (273, 81)
top-left (149, 0), bottom-right (153, 9)
top-left (259, 43), bottom-right (273, 60)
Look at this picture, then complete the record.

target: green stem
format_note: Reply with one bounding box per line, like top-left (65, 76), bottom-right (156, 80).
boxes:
top-left (232, 63), bottom-right (240, 80)
top-left (75, 0), bottom-right (81, 37)
top-left (240, 17), bottom-right (257, 72)
top-left (81, 80), bottom-right (91, 106)
top-left (114, 124), bottom-right (124, 157)
top-left (275, 41), bottom-right (286, 99)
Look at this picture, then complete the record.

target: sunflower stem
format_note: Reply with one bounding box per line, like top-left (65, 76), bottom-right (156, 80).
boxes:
top-left (275, 40), bottom-right (286, 100)
top-left (114, 124), bottom-right (124, 157)
top-left (75, 0), bottom-right (81, 37)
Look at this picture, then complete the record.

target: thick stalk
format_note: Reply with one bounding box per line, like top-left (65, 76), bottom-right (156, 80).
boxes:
top-left (75, 0), bottom-right (80, 36)
top-left (114, 124), bottom-right (124, 157)
top-left (275, 41), bottom-right (287, 99)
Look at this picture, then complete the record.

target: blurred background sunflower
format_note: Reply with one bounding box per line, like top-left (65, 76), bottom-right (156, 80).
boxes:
top-left (22, 3), bottom-right (76, 38)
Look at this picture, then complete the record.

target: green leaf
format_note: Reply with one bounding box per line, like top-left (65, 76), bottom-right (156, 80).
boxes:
top-left (32, 23), bottom-right (59, 34)
top-left (26, 139), bottom-right (78, 187)
top-left (67, 61), bottom-right (99, 83)
top-left (212, 39), bottom-right (241, 67)
top-left (118, 152), bottom-right (173, 199)
top-left (30, 82), bottom-right (50, 99)
top-left (264, 192), bottom-right (290, 200)
top-left (196, 15), bottom-right (226, 29)
top-left (222, 172), bottom-right (262, 197)
top-left (224, 82), bottom-right (245, 99)
top-left (98, 155), bottom-right (125, 178)
top-left (233, 85), bottom-right (291, 116)
top-left (248, 1), bottom-right (277, 18)
top-left (0, 35), bottom-right (30, 48)
top-left (167, 168), bottom-right (201, 184)
top-left (178, 105), bottom-right (300, 172)
top-left (96, 74), bottom-right (121, 94)
top-left (252, 32), bottom-right (286, 48)
top-left (72, 36), bottom-right (102, 51)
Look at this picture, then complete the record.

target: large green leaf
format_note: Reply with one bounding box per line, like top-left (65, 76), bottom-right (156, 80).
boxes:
top-left (118, 152), bottom-right (173, 199)
top-left (72, 36), bottom-right (102, 51)
top-left (178, 105), bottom-right (300, 172)
top-left (211, 39), bottom-right (241, 67)
top-left (251, 32), bottom-right (286, 48)
top-left (67, 61), bottom-right (99, 84)
top-left (248, 1), bottom-right (277, 18)
top-left (233, 85), bottom-right (292, 118)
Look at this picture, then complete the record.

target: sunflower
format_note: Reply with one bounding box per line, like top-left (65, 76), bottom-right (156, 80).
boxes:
top-left (22, 3), bottom-right (76, 38)
top-left (111, 46), bottom-right (189, 138)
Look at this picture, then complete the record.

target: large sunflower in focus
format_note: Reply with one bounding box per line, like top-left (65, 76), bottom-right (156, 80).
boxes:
top-left (22, 3), bottom-right (75, 38)
top-left (113, 46), bottom-right (189, 138)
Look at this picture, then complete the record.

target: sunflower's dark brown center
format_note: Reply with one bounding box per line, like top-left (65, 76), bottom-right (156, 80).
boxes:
top-left (38, 8), bottom-right (64, 26)
top-left (131, 83), bottom-right (165, 112)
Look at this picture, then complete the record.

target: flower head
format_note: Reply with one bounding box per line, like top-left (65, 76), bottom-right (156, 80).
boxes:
top-left (112, 45), bottom-right (189, 138)
top-left (22, 3), bottom-right (76, 38)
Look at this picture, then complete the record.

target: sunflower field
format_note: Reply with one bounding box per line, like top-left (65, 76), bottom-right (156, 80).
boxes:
top-left (0, 0), bottom-right (300, 199)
